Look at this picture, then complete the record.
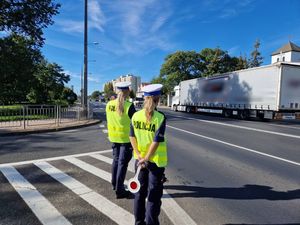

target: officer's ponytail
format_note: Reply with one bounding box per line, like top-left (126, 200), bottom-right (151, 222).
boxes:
top-left (144, 96), bottom-right (159, 122)
top-left (117, 90), bottom-right (129, 116)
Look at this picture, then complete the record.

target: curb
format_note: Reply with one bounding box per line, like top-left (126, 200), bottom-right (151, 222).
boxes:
top-left (0, 120), bottom-right (102, 137)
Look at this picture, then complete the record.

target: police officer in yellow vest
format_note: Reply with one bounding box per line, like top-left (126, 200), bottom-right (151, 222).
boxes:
top-left (106, 81), bottom-right (136, 199)
top-left (129, 84), bottom-right (167, 225)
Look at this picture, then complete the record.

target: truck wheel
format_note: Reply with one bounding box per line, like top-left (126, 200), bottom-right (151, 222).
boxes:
top-left (238, 111), bottom-right (248, 120)
top-left (186, 107), bottom-right (192, 113)
top-left (223, 110), bottom-right (231, 118)
top-left (172, 105), bottom-right (177, 111)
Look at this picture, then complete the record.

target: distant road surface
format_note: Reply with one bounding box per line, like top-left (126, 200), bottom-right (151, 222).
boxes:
top-left (1, 103), bottom-right (299, 225)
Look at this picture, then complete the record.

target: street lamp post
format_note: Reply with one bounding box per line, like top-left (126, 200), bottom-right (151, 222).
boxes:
top-left (83, 0), bottom-right (88, 116)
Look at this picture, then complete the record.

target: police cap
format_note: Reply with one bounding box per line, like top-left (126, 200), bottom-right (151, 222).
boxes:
top-left (142, 84), bottom-right (163, 96)
top-left (115, 81), bottom-right (131, 90)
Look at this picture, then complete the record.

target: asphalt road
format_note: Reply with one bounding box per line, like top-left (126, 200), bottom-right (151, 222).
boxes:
top-left (0, 103), bottom-right (299, 225)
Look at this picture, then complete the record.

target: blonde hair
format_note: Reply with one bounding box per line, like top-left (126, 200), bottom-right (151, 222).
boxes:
top-left (117, 89), bottom-right (129, 116)
top-left (143, 96), bottom-right (160, 122)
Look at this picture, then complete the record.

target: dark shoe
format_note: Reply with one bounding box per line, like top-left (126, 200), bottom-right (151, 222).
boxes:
top-left (116, 190), bottom-right (132, 199)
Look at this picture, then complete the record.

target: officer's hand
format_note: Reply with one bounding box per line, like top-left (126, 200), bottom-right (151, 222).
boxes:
top-left (138, 158), bottom-right (148, 168)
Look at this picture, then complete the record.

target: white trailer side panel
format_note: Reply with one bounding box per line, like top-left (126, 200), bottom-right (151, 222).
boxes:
top-left (179, 65), bottom-right (281, 110)
top-left (279, 64), bottom-right (300, 110)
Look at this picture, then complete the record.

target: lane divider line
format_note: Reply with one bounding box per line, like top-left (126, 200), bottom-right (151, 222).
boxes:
top-left (89, 154), bottom-right (197, 225)
top-left (0, 149), bottom-right (112, 168)
top-left (167, 125), bottom-right (300, 167)
top-left (0, 166), bottom-right (72, 225)
top-left (169, 114), bottom-right (300, 139)
top-left (34, 161), bottom-right (134, 225)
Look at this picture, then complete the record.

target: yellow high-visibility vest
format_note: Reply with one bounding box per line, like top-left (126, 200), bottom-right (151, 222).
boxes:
top-left (131, 109), bottom-right (167, 167)
top-left (106, 99), bottom-right (132, 143)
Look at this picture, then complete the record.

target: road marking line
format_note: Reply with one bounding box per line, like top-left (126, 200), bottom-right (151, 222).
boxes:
top-left (0, 166), bottom-right (72, 225)
top-left (0, 149), bottom-right (112, 168)
top-left (99, 124), bottom-right (105, 128)
top-left (89, 154), bottom-right (197, 225)
top-left (263, 123), bottom-right (300, 130)
top-left (169, 115), bottom-right (300, 139)
top-left (102, 129), bottom-right (108, 133)
top-left (61, 129), bottom-right (79, 133)
top-left (34, 161), bottom-right (134, 225)
top-left (167, 125), bottom-right (300, 166)
top-left (65, 157), bottom-right (114, 184)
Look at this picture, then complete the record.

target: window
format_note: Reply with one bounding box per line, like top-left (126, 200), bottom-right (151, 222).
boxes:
top-left (277, 58), bottom-right (279, 62)
top-left (282, 56), bottom-right (285, 62)
top-left (290, 103), bottom-right (294, 108)
top-left (295, 103), bottom-right (299, 108)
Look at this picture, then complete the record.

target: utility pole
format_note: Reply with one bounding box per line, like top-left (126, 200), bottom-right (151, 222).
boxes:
top-left (83, 0), bottom-right (88, 115)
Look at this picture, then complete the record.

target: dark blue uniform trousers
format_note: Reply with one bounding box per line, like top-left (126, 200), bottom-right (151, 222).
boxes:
top-left (111, 143), bottom-right (132, 193)
top-left (134, 161), bottom-right (165, 225)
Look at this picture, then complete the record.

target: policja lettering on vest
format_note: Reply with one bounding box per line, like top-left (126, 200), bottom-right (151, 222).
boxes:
top-left (133, 120), bottom-right (156, 132)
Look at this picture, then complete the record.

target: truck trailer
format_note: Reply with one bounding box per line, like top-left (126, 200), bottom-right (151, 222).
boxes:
top-left (171, 62), bottom-right (300, 120)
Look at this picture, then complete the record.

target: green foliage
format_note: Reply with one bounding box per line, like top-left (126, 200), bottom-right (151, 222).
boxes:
top-left (129, 90), bottom-right (136, 99)
top-left (155, 51), bottom-right (203, 93)
top-left (62, 87), bottom-right (77, 105)
top-left (152, 48), bottom-right (243, 94)
top-left (104, 82), bottom-right (116, 99)
top-left (249, 39), bottom-right (263, 68)
top-left (0, 0), bottom-right (61, 46)
top-left (91, 90), bottom-right (101, 100)
top-left (27, 60), bottom-right (70, 104)
top-left (0, 34), bottom-right (42, 105)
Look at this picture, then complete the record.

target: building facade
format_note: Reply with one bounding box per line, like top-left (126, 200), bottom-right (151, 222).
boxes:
top-left (108, 74), bottom-right (141, 93)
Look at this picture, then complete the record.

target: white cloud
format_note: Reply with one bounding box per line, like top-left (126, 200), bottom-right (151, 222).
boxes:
top-left (56, 0), bottom-right (106, 34)
top-left (89, 0), bottom-right (106, 32)
top-left (100, 0), bottom-right (175, 56)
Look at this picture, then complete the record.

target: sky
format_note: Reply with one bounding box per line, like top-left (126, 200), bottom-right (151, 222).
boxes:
top-left (40, 0), bottom-right (300, 95)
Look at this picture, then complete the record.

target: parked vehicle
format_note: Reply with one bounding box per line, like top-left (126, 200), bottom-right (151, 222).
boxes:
top-left (133, 92), bottom-right (144, 108)
top-left (172, 62), bottom-right (300, 120)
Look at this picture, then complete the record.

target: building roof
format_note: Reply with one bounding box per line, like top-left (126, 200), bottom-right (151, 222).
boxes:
top-left (272, 41), bottom-right (300, 55)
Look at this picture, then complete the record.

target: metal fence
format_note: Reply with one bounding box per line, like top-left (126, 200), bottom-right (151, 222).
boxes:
top-left (0, 105), bottom-right (92, 129)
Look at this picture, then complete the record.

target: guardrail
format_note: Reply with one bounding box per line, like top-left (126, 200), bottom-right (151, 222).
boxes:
top-left (0, 105), bottom-right (92, 129)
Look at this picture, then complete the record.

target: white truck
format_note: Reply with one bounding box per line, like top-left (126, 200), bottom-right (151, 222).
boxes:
top-left (171, 62), bottom-right (300, 120)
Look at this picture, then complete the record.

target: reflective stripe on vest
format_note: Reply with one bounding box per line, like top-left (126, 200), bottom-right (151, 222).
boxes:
top-left (132, 109), bottom-right (167, 167)
top-left (106, 99), bottom-right (132, 143)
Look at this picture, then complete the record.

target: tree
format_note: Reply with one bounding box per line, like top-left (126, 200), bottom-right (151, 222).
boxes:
top-left (103, 82), bottom-right (116, 99)
top-left (157, 51), bottom-right (203, 93)
top-left (249, 39), bottom-right (263, 68)
top-left (0, 33), bottom-right (42, 104)
top-left (62, 87), bottom-right (77, 105)
top-left (129, 90), bottom-right (136, 99)
top-left (0, 0), bottom-right (61, 46)
top-left (91, 90), bottom-right (101, 100)
top-left (235, 54), bottom-right (249, 70)
top-left (27, 60), bottom-right (70, 104)
top-left (199, 47), bottom-right (239, 77)
top-left (152, 49), bottom-right (242, 94)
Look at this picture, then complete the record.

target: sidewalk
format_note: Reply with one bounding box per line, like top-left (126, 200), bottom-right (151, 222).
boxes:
top-left (0, 119), bottom-right (101, 136)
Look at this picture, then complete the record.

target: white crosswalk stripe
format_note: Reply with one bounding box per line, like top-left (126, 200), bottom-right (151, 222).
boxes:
top-left (0, 151), bottom-right (197, 225)
top-left (90, 153), bottom-right (197, 225)
top-left (34, 161), bottom-right (134, 225)
top-left (0, 166), bottom-right (72, 225)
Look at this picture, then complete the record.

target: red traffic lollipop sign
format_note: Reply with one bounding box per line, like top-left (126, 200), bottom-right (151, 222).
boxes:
top-left (128, 165), bottom-right (141, 193)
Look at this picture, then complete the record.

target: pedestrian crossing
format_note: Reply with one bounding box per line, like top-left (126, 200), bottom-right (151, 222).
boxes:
top-left (0, 150), bottom-right (197, 225)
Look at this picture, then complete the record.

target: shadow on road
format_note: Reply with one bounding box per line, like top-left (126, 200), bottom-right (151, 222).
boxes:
top-left (164, 184), bottom-right (300, 200)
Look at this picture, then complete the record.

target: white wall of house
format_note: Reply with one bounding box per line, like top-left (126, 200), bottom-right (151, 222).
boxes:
top-left (272, 51), bottom-right (300, 63)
